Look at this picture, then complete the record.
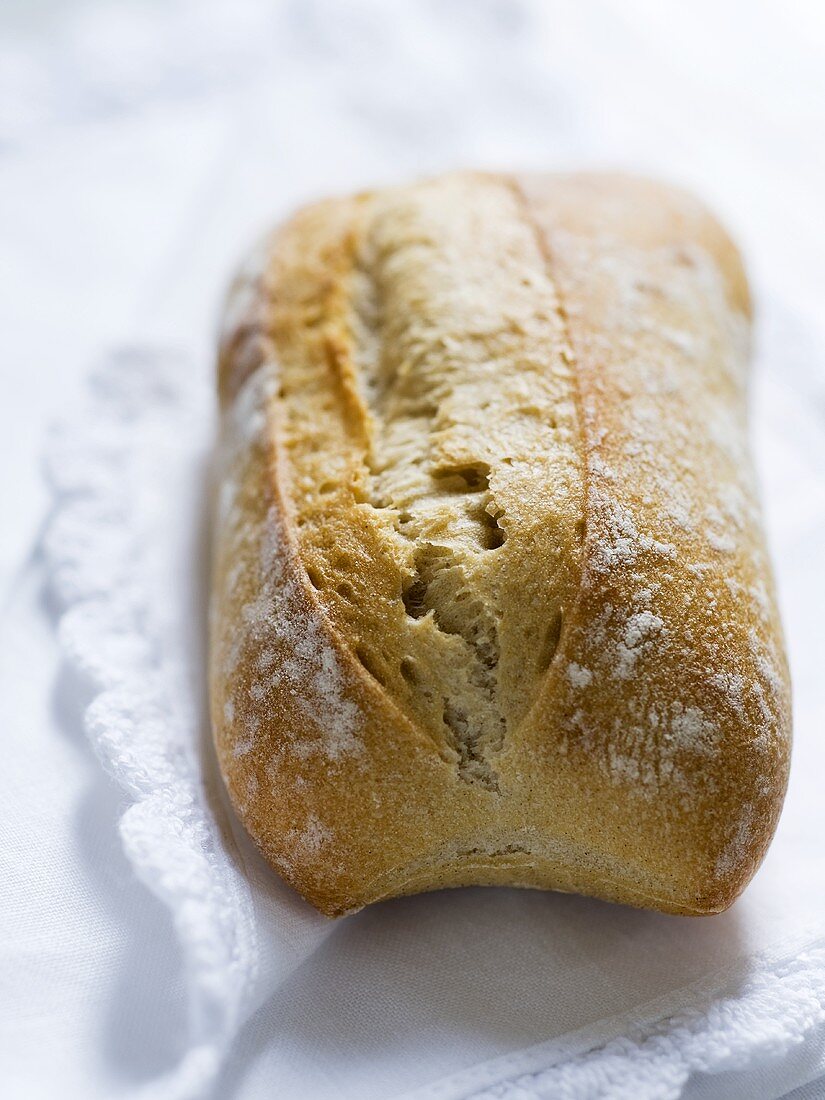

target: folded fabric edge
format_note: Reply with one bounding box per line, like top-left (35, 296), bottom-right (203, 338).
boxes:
top-left (41, 347), bottom-right (258, 1100)
top-left (402, 930), bottom-right (825, 1100)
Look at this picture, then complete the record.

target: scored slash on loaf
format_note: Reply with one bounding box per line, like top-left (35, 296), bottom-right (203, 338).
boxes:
top-left (210, 172), bottom-right (791, 917)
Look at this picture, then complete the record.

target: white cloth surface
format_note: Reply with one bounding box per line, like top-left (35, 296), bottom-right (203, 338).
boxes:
top-left (2, 3), bottom-right (825, 1099)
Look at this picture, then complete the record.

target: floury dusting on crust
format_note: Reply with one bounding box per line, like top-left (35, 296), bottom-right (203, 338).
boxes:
top-left (216, 367), bottom-right (364, 784)
top-left (544, 222), bottom-right (785, 799)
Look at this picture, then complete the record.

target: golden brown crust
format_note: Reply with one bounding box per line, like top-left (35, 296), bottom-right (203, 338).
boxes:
top-left (210, 172), bottom-right (791, 917)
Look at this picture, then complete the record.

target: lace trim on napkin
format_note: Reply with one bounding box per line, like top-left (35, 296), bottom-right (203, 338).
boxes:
top-left (43, 348), bottom-right (256, 1100)
top-left (410, 936), bottom-right (825, 1099)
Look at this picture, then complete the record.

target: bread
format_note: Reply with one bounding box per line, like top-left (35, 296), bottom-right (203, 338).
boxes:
top-left (210, 172), bottom-right (791, 918)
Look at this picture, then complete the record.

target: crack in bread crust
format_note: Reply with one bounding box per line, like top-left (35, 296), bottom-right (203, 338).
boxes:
top-left (264, 175), bottom-right (585, 790)
top-left (349, 217), bottom-right (507, 789)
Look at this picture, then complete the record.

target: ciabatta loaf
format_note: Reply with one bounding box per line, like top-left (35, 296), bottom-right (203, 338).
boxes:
top-left (210, 172), bottom-right (791, 917)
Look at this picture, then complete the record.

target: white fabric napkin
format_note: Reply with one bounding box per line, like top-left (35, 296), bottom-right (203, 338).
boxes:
top-left (40, 291), bottom-right (825, 1100)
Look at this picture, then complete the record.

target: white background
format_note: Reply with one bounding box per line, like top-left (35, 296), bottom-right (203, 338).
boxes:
top-left (2, 3), bottom-right (825, 1099)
